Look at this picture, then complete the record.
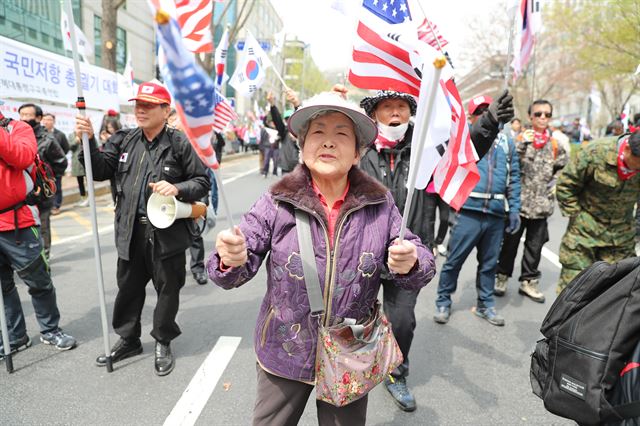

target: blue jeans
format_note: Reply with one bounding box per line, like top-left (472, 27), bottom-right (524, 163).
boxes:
top-left (436, 211), bottom-right (504, 310)
top-left (0, 227), bottom-right (60, 342)
top-left (206, 168), bottom-right (218, 213)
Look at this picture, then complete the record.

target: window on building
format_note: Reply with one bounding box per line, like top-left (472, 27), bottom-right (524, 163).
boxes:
top-left (116, 27), bottom-right (127, 73)
top-left (94, 14), bottom-right (102, 66)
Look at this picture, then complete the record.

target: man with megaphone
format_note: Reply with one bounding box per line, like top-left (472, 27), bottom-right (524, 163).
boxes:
top-left (75, 82), bottom-right (209, 376)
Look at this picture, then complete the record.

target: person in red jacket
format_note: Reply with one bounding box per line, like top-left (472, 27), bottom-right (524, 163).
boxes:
top-left (0, 102), bottom-right (76, 357)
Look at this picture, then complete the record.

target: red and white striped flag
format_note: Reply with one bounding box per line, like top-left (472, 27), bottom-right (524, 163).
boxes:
top-left (175, 0), bottom-right (213, 53)
top-left (348, 0), bottom-right (479, 210)
top-left (213, 95), bottom-right (238, 133)
top-left (511, 0), bottom-right (542, 80)
top-left (432, 79), bottom-right (480, 210)
top-left (348, 0), bottom-right (422, 96)
top-left (416, 17), bottom-right (448, 50)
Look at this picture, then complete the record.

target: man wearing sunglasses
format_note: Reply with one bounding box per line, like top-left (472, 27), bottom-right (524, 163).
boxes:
top-left (495, 100), bottom-right (568, 303)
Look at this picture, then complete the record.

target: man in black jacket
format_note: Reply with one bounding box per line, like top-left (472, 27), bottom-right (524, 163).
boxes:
top-left (76, 82), bottom-right (209, 376)
top-left (18, 103), bottom-right (67, 260)
top-left (358, 89), bottom-right (513, 412)
top-left (268, 88), bottom-right (300, 174)
top-left (42, 113), bottom-right (70, 215)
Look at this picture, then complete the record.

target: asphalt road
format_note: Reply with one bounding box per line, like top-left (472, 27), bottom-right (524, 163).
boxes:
top-left (1, 153), bottom-right (573, 425)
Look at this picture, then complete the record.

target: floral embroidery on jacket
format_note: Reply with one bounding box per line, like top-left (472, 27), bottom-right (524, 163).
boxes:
top-left (285, 252), bottom-right (304, 280)
top-left (357, 252), bottom-right (377, 277)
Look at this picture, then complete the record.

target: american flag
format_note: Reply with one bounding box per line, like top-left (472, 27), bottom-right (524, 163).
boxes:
top-left (175, 0), bottom-right (213, 53)
top-left (416, 17), bottom-right (448, 50)
top-left (213, 93), bottom-right (238, 133)
top-left (155, 11), bottom-right (218, 169)
top-left (349, 0), bottom-right (422, 97)
top-left (511, 0), bottom-right (542, 80)
top-left (432, 79), bottom-right (480, 210)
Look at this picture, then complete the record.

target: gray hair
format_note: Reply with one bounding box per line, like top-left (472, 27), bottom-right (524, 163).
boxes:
top-left (297, 110), bottom-right (367, 152)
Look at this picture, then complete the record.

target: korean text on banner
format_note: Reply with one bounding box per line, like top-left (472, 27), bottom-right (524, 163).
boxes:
top-left (0, 36), bottom-right (119, 110)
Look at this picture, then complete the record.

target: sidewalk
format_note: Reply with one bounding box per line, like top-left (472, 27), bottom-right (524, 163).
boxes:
top-left (58, 150), bottom-right (256, 208)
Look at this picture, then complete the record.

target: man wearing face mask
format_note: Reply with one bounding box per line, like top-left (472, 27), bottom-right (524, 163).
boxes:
top-left (18, 103), bottom-right (67, 260)
top-left (358, 89), bottom-right (512, 411)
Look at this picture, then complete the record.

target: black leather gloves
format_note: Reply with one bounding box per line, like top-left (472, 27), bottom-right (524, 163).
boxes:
top-left (488, 90), bottom-right (515, 124)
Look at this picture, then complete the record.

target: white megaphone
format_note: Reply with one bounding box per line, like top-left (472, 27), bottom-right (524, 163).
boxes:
top-left (147, 193), bottom-right (207, 229)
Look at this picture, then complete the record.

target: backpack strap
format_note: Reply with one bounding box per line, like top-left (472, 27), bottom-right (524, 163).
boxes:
top-left (551, 137), bottom-right (558, 160)
top-left (603, 401), bottom-right (640, 422)
top-left (294, 209), bottom-right (325, 317)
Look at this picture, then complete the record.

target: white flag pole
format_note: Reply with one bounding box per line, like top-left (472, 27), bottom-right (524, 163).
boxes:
top-left (398, 56), bottom-right (447, 241)
top-left (212, 169), bottom-right (235, 230)
top-left (64, 0), bottom-right (113, 373)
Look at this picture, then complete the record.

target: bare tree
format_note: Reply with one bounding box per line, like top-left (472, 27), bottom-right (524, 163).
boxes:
top-left (101, 0), bottom-right (126, 72)
top-left (197, 0), bottom-right (259, 74)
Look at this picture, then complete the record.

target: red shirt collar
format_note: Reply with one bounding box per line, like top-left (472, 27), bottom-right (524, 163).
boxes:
top-left (311, 179), bottom-right (350, 207)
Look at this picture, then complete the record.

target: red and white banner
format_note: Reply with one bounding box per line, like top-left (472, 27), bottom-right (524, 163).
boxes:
top-left (511, 0), bottom-right (542, 79)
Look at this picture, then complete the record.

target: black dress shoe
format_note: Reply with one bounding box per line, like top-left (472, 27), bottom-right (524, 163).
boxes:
top-left (193, 271), bottom-right (208, 285)
top-left (96, 338), bottom-right (142, 366)
top-left (154, 341), bottom-right (175, 376)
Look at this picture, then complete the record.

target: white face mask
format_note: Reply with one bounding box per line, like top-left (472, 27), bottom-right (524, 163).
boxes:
top-left (377, 122), bottom-right (408, 141)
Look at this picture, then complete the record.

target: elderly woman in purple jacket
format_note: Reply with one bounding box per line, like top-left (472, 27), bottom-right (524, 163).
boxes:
top-left (207, 92), bottom-right (436, 425)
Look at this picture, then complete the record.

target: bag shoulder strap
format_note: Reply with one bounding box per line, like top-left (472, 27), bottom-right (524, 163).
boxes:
top-left (294, 209), bottom-right (325, 315)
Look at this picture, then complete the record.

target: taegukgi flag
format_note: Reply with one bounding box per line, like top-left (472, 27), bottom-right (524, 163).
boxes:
top-left (229, 31), bottom-right (272, 97)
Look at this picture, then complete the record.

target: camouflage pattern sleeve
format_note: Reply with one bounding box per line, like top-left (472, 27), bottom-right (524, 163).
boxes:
top-left (556, 145), bottom-right (591, 217)
top-left (553, 141), bottom-right (569, 178)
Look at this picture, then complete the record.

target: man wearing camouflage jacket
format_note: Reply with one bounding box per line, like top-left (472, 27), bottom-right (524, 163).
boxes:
top-left (555, 130), bottom-right (640, 293)
top-left (495, 100), bottom-right (568, 303)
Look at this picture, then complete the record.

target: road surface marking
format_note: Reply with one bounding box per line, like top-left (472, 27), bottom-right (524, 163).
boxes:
top-left (67, 211), bottom-right (93, 231)
top-left (163, 336), bottom-right (242, 426)
top-left (53, 225), bottom-right (114, 246)
top-left (221, 167), bottom-right (259, 184)
top-left (541, 246), bottom-right (561, 268)
top-left (520, 237), bottom-right (562, 269)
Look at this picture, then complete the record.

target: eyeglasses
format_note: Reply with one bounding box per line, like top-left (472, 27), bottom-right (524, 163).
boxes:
top-left (533, 112), bottom-right (552, 118)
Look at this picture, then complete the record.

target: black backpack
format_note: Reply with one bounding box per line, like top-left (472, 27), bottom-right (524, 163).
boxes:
top-left (279, 134), bottom-right (300, 172)
top-left (41, 136), bottom-right (68, 177)
top-left (530, 258), bottom-right (640, 425)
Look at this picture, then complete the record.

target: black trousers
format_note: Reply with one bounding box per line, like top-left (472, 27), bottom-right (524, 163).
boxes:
top-left (497, 216), bottom-right (549, 282)
top-left (253, 364), bottom-right (367, 426)
top-left (424, 192), bottom-right (449, 248)
top-left (189, 235), bottom-right (205, 274)
top-left (113, 222), bottom-right (186, 343)
top-left (382, 279), bottom-right (419, 379)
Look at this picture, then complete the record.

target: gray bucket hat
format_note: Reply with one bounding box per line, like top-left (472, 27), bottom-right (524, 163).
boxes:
top-left (288, 92), bottom-right (378, 149)
top-left (360, 90), bottom-right (417, 118)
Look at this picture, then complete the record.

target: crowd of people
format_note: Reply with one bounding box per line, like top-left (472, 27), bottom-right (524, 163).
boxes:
top-left (2, 76), bottom-right (640, 424)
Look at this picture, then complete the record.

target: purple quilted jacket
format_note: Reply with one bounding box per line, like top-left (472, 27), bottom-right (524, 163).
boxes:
top-left (207, 165), bottom-right (436, 383)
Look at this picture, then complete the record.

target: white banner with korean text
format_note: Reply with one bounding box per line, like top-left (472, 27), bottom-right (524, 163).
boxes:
top-left (0, 36), bottom-right (119, 111)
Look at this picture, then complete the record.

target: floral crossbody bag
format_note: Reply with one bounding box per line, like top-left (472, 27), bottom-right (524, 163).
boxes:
top-left (294, 209), bottom-right (403, 407)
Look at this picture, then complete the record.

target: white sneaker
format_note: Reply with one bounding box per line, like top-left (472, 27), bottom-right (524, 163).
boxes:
top-left (76, 197), bottom-right (89, 207)
top-left (437, 244), bottom-right (448, 257)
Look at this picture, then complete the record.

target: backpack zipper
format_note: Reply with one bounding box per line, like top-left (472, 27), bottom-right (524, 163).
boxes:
top-left (558, 338), bottom-right (607, 361)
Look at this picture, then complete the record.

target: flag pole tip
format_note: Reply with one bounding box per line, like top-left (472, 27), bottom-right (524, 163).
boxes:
top-left (433, 56), bottom-right (447, 69)
top-left (155, 10), bottom-right (170, 24)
